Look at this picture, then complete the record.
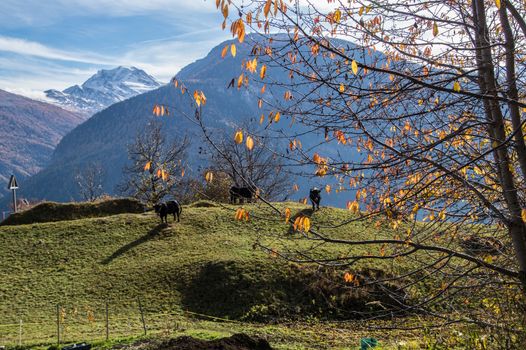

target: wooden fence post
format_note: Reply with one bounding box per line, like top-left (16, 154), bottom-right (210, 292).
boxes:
top-left (56, 304), bottom-right (60, 345)
top-left (105, 301), bottom-right (109, 341)
top-left (138, 297), bottom-right (147, 336)
top-left (18, 319), bottom-right (22, 346)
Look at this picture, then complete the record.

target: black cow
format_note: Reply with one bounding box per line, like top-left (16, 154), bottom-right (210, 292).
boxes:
top-left (229, 186), bottom-right (256, 204)
top-left (154, 200), bottom-right (182, 223)
top-left (309, 188), bottom-right (321, 211)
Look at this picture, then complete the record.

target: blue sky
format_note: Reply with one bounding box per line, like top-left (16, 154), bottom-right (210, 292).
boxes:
top-left (0, 0), bottom-right (230, 99)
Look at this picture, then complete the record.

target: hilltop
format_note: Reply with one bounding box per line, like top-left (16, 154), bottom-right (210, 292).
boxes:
top-left (0, 200), bottom-right (429, 349)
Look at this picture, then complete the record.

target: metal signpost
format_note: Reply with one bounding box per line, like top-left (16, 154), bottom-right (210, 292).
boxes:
top-left (8, 174), bottom-right (19, 213)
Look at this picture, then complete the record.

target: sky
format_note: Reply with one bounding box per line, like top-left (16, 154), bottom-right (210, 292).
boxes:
top-left (0, 0), bottom-right (230, 99)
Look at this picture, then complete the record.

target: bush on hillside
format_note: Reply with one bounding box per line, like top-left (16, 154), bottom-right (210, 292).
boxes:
top-left (0, 198), bottom-right (145, 226)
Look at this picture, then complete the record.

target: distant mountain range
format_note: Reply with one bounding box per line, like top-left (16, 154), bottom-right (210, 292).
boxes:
top-left (45, 66), bottom-right (161, 115)
top-left (6, 36), bottom-right (360, 208)
top-left (0, 89), bottom-right (85, 201)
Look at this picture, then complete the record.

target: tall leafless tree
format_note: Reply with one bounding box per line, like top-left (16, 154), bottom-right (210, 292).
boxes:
top-left (75, 162), bottom-right (105, 202)
top-left (210, 131), bottom-right (292, 201)
top-left (119, 122), bottom-right (189, 205)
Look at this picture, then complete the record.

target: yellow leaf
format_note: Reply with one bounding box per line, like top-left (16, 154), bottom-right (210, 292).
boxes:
top-left (347, 200), bottom-right (359, 213)
top-left (285, 208), bottom-right (291, 223)
top-left (274, 111), bottom-right (281, 122)
top-left (339, 83), bottom-right (345, 92)
top-left (453, 81), bottom-right (461, 92)
top-left (325, 184), bottom-right (331, 193)
top-left (521, 209), bottom-right (526, 223)
top-left (246, 135), bottom-right (255, 150)
top-left (221, 45), bottom-right (228, 58)
top-left (193, 90), bottom-right (207, 106)
top-left (161, 169), bottom-right (169, 181)
top-left (144, 161), bottom-right (152, 171)
top-left (234, 130), bottom-right (244, 144)
top-left (495, 0), bottom-right (501, 9)
top-left (333, 9), bottom-right (341, 23)
top-left (303, 217), bottom-right (311, 232)
top-left (259, 114), bottom-right (265, 124)
top-left (260, 65), bottom-right (267, 80)
top-left (351, 60), bottom-right (358, 75)
top-left (205, 171), bottom-right (214, 183)
top-left (230, 43), bottom-right (237, 57)
top-left (237, 20), bottom-right (245, 43)
top-left (433, 22), bottom-right (438, 37)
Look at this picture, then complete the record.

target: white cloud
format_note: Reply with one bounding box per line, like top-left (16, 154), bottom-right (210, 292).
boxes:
top-left (0, 0), bottom-right (231, 96)
top-left (119, 28), bottom-right (230, 82)
top-left (0, 0), bottom-right (217, 27)
top-left (59, 0), bottom-right (218, 16)
top-left (0, 36), bottom-right (116, 65)
top-left (0, 28), bottom-right (231, 94)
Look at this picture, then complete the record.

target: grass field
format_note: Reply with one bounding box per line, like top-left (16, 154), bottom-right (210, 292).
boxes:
top-left (0, 200), bottom-right (492, 349)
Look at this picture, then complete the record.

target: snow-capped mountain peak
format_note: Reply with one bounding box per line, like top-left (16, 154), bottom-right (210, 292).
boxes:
top-left (45, 66), bottom-right (161, 115)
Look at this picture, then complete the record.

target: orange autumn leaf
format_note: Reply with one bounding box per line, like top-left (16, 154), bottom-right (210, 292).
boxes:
top-left (344, 272), bottom-right (354, 283)
top-left (246, 135), bottom-right (255, 150)
top-left (260, 65), bottom-right (267, 80)
top-left (221, 45), bottom-right (228, 58)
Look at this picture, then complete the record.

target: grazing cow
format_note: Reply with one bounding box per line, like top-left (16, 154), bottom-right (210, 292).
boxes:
top-left (309, 188), bottom-right (321, 211)
top-left (154, 200), bottom-right (182, 223)
top-left (229, 186), bottom-right (256, 204)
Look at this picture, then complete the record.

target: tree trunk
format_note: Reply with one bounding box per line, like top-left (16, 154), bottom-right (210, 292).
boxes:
top-left (498, 2), bottom-right (526, 182)
top-left (473, 0), bottom-right (526, 290)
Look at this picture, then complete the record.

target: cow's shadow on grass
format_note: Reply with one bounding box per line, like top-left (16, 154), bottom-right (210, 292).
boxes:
top-left (101, 223), bottom-right (168, 265)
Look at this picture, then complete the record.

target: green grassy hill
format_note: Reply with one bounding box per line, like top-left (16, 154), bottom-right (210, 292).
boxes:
top-left (0, 200), bottom-right (476, 349)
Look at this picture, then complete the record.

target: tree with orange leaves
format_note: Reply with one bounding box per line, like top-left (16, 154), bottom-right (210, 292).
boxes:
top-left (209, 0), bottom-right (526, 337)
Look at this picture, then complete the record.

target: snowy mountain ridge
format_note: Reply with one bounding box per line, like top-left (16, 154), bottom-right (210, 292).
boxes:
top-left (45, 66), bottom-right (161, 115)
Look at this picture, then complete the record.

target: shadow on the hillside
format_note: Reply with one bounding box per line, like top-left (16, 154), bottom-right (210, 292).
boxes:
top-left (101, 223), bottom-right (168, 265)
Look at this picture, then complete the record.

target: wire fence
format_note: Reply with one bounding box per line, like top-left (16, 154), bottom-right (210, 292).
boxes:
top-left (0, 298), bottom-right (246, 347)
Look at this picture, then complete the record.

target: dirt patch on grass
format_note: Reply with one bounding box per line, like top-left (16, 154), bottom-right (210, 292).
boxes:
top-left (1, 198), bottom-right (144, 225)
top-left (115, 333), bottom-right (273, 350)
